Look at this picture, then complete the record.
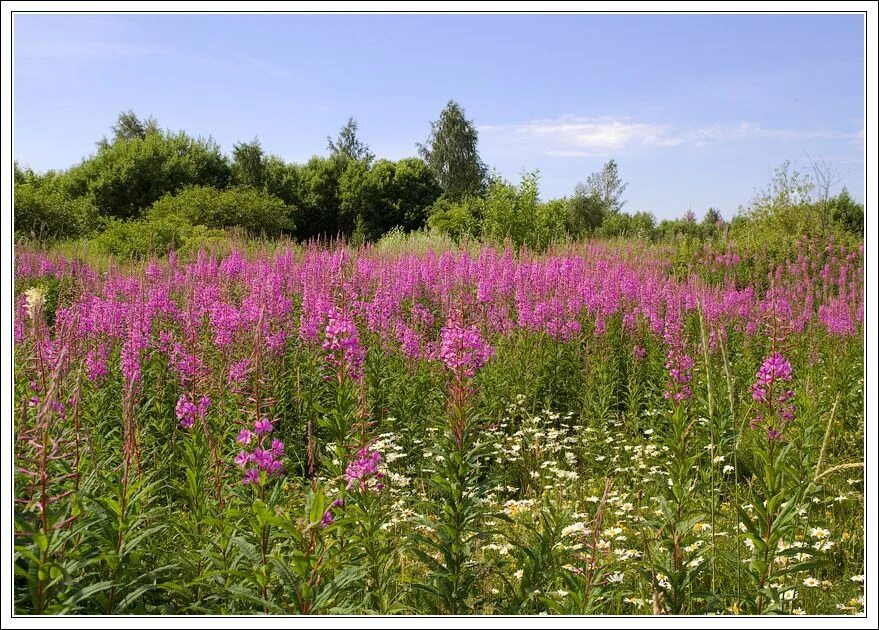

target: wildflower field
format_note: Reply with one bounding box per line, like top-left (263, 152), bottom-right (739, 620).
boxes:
top-left (13, 237), bottom-right (865, 616)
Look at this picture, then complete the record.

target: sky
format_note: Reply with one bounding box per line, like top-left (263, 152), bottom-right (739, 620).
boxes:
top-left (13, 13), bottom-right (865, 220)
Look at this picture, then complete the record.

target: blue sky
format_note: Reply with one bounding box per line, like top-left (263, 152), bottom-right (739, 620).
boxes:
top-left (14, 13), bottom-right (864, 220)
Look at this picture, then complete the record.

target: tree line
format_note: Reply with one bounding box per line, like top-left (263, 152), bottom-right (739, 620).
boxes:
top-left (14, 100), bottom-right (863, 256)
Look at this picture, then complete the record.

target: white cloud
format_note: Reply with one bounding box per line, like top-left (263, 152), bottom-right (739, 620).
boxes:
top-left (479, 116), bottom-right (861, 157)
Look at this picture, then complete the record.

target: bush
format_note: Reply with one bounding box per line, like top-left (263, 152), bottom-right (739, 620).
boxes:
top-left (147, 185), bottom-right (293, 237)
top-left (93, 215), bottom-right (195, 259)
top-left (85, 129), bottom-right (231, 220)
top-left (14, 182), bottom-right (99, 240)
top-left (427, 196), bottom-right (481, 241)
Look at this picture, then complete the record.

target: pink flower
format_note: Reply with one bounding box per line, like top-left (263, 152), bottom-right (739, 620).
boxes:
top-left (323, 307), bottom-right (366, 382)
top-left (237, 428), bottom-right (253, 445)
top-left (242, 468), bottom-right (260, 485)
top-left (271, 438), bottom-right (284, 457)
top-left (176, 394), bottom-right (197, 429)
top-left (254, 418), bottom-right (274, 435)
top-left (252, 448), bottom-right (274, 470)
top-left (321, 510), bottom-right (334, 527)
top-left (750, 352), bottom-right (796, 441)
top-left (439, 319), bottom-right (494, 378)
top-left (234, 451), bottom-right (251, 468)
top-left (344, 447), bottom-right (383, 490)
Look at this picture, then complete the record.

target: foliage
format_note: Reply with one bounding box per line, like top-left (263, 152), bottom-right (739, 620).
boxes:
top-left (86, 118), bottom-right (231, 220)
top-left (93, 215), bottom-right (196, 258)
top-left (418, 100), bottom-right (487, 200)
top-left (14, 180), bottom-right (99, 241)
top-left (147, 185), bottom-right (293, 237)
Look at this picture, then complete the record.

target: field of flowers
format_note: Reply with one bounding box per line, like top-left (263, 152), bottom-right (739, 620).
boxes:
top-left (13, 237), bottom-right (864, 615)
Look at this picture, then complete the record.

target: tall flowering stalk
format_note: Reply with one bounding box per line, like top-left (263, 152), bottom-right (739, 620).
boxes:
top-left (414, 304), bottom-right (493, 614)
top-left (439, 311), bottom-right (494, 449)
top-left (646, 301), bottom-right (706, 614)
top-left (750, 352), bottom-right (795, 441)
top-left (737, 351), bottom-right (816, 614)
top-left (14, 350), bottom-right (78, 614)
top-left (319, 301), bottom-right (371, 479)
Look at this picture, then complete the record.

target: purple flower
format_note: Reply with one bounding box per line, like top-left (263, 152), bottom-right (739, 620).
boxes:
top-left (254, 418), bottom-right (274, 435)
top-left (750, 352), bottom-right (796, 441)
top-left (252, 448), bottom-right (274, 470)
top-left (242, 468), bottom-right (260, 485)
top-left (271, 438), bottom-right (285, 457)
top-left (234, 451), bottom-right (251, 468)
top-left (323, 307), bottom-right (366, 382)
top-left (228, 358), bottom-right (251, 385)
top-left (237, 428), bottom-right (253, 445)
top-left (176, 394), bottom-right (197, 429)
top-left (439, 319), bottom-right (494, 378)
top-left (751, 352), bottom-right (793, 402)
top-left (321, 510), bottom-right (334, 527)
top-left (344, 447), bottom-right (383, 490)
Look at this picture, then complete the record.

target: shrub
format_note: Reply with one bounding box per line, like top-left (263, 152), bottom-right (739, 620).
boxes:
top-left (86, 129), bottom-right (231, 220)
top-left (14, 182), bottom-right (99, 241)
top-left (147, 185), bottom-right (293, 237)
top-left (93, 215), bottom-right (195, 259)
top-left (427, 196), bottom-right (481, 241)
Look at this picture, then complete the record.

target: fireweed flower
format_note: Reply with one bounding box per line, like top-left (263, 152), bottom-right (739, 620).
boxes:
top-left (321, 510), bottom-right (335, 527)
top-left (323, 307), bottom-right (366, 382)
top-left (663, 350), bottom-right (694, 402)
top-left (750, 352), bottom-right (796, 441)
top-left (176, 394), bottom-right (211, 429)
top-left (85, 345), bottom-right (109, 384)
top-left (439, 319), bottom-right (494, 378)
top-left (254, 418), bottom-right (274, 435)
top-left (344, 446), bottom-right (384, 490)
top-left (271, 438), bottom-right (284, 457)
top-left (236, 418), bottom-right (284, 484)
top-left (228, 358), bottom-right (252, 386)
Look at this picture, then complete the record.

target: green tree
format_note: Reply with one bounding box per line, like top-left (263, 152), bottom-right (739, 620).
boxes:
top-left (328, 117), bottom-right (374, 163)
top-left (339, 157), bottom-right (441, 241)
top-left (569, 159), bottom-right (628, 235)
top-left (701, 207), bottom-right (724, 239)
top-left (110, 110), bottom-right (159, 142)
top-left (427, 196), bottom-right (480, 241)
top-left (630, 211), bottom-right (657, 240)
top-left (828, 188), bottom-right (863, 235)
top-left (263, 155), bottom-right (303, 207)
top-left (567, 189), bottom-right (605, 236)
top-left (392, 157), bottom-right (442, 230)
top-left (598, 211), bottom-right (632, 238)
top-left (85, 124), bottom-right (230, 220)
top-left (418, 100), bottom-right (486, 200)
top-left (294, 156), bottom-right (347, 240)
top-left (584, 159), bottom-right (628, 214)
top-left (232, 138), bottom-right (266, 189)
top-left (481, 171), bottom-right (543, 248)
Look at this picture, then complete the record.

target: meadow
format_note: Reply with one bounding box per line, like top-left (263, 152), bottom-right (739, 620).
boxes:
top-left (13, 236), bottom-right (864, 615)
